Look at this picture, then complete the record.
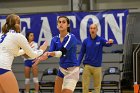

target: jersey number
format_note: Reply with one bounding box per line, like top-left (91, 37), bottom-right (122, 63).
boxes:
top-left (0, 34), bottom-right (7, 43)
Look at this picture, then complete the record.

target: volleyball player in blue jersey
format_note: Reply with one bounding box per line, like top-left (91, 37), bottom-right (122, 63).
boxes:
top-left (78, 23), bottom-right (114, 93)
top-left (34, 16), bottom-right (80, 93)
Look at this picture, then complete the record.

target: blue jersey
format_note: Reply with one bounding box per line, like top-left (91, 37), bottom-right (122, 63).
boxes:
top-left (49, 33), bottom-right (78, 68)
top-left (78, 35), bottom-right (112, 67)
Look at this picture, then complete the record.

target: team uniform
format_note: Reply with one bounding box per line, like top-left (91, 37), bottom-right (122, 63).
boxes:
top-left (78, 35), bottom-right (113, 93)
top-left (24, 41), bottom-right (39, 92)
top-left (0, 30), bottom-right (43, 93)
top-left (49, 33), bottom-right (79, 91)
top-left (24, 41), bottom-right (38, 67)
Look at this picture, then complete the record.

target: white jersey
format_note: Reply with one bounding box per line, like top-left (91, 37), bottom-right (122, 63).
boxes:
top-left (0, 30), bottom-right (43, 70)
top-left (24, 41), bottom-right (38, 60)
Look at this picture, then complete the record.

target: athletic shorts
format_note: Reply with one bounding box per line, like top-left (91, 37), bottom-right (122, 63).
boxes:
top-left (24, 60), bottom-right (35, 67)
top-left (58, 66), bottom-right (80, 91)
top-left (0, 68), bottom-right (10, 75)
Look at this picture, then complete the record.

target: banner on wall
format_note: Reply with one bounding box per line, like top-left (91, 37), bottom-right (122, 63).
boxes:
top-left (0, 9), bottom-right (128, 45)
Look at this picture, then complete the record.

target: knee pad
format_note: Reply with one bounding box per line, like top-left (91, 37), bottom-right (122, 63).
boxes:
top-left (25, 78), bottom-right (30, 84)
top-left (33, 77), bottom-right (39, 83)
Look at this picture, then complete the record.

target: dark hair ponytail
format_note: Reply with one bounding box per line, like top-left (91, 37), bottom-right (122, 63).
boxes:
top-left (58, 16), bottom-right (70, 32)
top-left (26, 31), bottom-right (33, 41)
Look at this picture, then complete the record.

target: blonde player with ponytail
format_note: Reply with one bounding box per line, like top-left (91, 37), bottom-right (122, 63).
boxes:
top-left (0, 14), bottom-right (48, 93)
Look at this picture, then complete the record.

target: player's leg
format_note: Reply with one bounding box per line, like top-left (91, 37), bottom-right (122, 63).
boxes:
top-left (0, 71), bottom-right (19, 93)
top-left (0, 79), bottom-right (5, 93)
top-left (0, 85), bottom-right (4, 93)
top-left (24, 60), bottom-right (32, 93)
top-left (54, 69), bottom-right (63, 93)
top-left (24, 66), bottom-right (31, 93)
top-left (32, 64), bottom-right (39, 93)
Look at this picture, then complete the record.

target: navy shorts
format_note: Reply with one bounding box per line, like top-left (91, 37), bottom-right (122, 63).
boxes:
top-left (0, 68), bottom-right (10, 75)
top-left (24, 60), bottom-right (35, 67)
top-left (57, 69), bottom-right (64, 78)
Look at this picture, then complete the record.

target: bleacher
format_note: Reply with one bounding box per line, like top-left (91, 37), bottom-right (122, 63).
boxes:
top-left (13, 44), bottom-right (124, 93)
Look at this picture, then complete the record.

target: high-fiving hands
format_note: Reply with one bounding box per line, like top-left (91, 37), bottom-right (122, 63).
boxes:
top-left (32, 52), bottom-right (48, 66)
top-left (32, 51), bottom-right (55, 66)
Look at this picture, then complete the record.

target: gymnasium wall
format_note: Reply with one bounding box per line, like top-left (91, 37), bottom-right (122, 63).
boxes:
top-left (0, 0), bottom-right (140, 15)
top-left (123, 12), bottom-right (140, 88)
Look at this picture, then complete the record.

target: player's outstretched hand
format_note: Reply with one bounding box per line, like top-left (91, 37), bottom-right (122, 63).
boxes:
top-left (39, 40), bottom-right (48, 52)
top-left (32, 52), bottom-right (48, 66)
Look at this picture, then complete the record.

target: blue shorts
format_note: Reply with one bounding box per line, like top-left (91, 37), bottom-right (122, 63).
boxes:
top-left (0, 68), bottom-right (10, 75)
top-left (57, 69), bottom-right (64, 78)
top-left (24, 60), bottom-right (35, 67)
